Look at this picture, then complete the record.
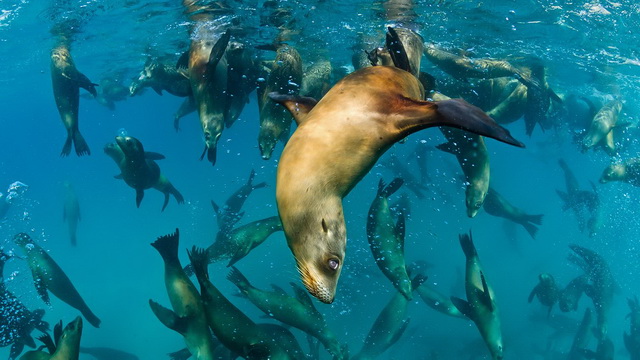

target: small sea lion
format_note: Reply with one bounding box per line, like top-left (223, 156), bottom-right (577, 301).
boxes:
top-left (624, 296), bottom-right (640, 360)
top-left (211, 169), bottom-right (267, 233)
top-left (558, 274), bottom-right (588, 313)
top-left (416, 282), bottom-right (466, 319)
top-left (300, 59), bottom-right (332, 99)
top-left (557, 159), bottom-right (600, 234)
top-left (129, 60), bottom-right (191, 97)
top-left (351, 274), bottom-right (426, 360)
top-left (567, 308), bottom-right (593, 360)
top-left (14, 233), bottom-right (100, 328)
top-left (257, 43), bottom-right (303, 159)
top-left (51, 38), bottom-right (96, 157)
top-left (582, 99), bottom-right (623, 154)
top-left (568, 244), bottom-right (615, 339)
top-left (451, 232), bottom-right (503, 360)
top-left (366, 178), bottom-right (412, 300)
top-left (224, 41), bottom-right (260, 128)
top-left (528, 273), bottom-right (560, 315)
top-left (111, 136), bottom-right (184, 211)
top-left (600, 157), bottom-right (640, 186)
top-left (149, 229), bottom-right (217, 360)
top-left (227, 267), bottom-right (348, 359)
top-left (271, 64), bottom-right (523, 303)
top-left (483, 188), bottom-right (543, 239)
top-left (92, 77), bottom-right (128, 110)
top-left (62, 181), bottom-right (80, 246)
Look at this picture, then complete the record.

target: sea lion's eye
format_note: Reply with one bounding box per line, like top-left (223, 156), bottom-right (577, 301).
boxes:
top-left (328, 258), bottom-right (339, 271)
top-left (321, 219), bottom-right (328, 233)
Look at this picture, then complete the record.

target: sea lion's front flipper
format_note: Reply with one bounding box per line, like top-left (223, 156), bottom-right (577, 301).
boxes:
top-left (419, 72), bottom-right (437, 93)
top-left (528, 285), bottom-right (538, 303)
top-left (37, 331), bottom-right (56, 353)
top-left (386, 27), bottom-right (411, 74)
top-left (270, 284), bottom-right (288, 296)
top-left (450, 297), bottom-right (474, 320)
top-left (268, 93), bottom-right (318, 125)
top-left (149, 300), bottom-right (188, 335)
top-left (161, 193), bottom-right (170, 212)
top-left (53, 320), bottom-right (62, 347)
top-left (9, 342), bottom-right (24, 360)
top-left (227, 242), bottom-right (252, 267)
top-left (393, 97), bottom-right (524, 148)
top-left (477, 272), bottom-right (494, 312)
top-left (290, 282), bottom-right (315, 311)
top-left (207, 31), bottom-right (231, 72)
top-left (75, 71), bottom-right (98, 97)
top-left (395, 212), bottom-right (406, 250)
top-left (33, 271), bottom-right (51, 305)
top-left (145, 152), bottom-right (165, 160)
top-left (135, 189), bottom-right (144, 208)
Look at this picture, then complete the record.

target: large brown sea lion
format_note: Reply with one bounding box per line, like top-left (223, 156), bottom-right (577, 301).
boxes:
top-left (270, 64), bottom-right (523, 303)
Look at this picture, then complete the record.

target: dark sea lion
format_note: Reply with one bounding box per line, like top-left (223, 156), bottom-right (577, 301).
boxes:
top-left (79, 347), bottom-right (139, 360)
top-left (187, 247), bottom-right (300, 359)
top-left (582, 99), bottom-right (622, 154)
top-left (558, 274), bottom-right (587, 313)
top-left (416, 282), bottom-right (466, 319)
top-left (14, 234), bottom-right (100, 328)
top-left (49, 317), bottom-right (83, 360)
top-left (211, 169), bottom-right (267, 233)
top-left (224, 41), bottom-right (260, 128)
top-left (257, 43), bottom-right (303, 160)
top-left (567, 308), bottom-right (593, 360)
top-left (483, 188), bottom-right (543, 239)
top-left (111, 136), bottom-right (184, 211)
top-left (51, 38), bottom-right (96, 157)
top-left (557, 159), bottom-right (599, 234)
top-left (227, 267), bottom-right (348, 359)
top-left (624, 296), bottom-right (640, 360)
top-left (351, 274), bottom-right (426, 360)
top-left (600, 157), bottom-right (640, 186)
top-left (90, 77), bottom-right (128, 111)
top-left (129, 60), bottom-right (192, 97)
top-left (366, 178), bottom-right (412, 300)
top-left (528, 273), bottom-right (559, 316)
top-left (451, 232), bottom-right (503, 360)
top-left (300, 59), bottom-right (332, 99)
top-left (271, 64), bottom-right (523, 303)
top-left (568, 244), bottom-right (615, 339)
top-left (63, 181), bottom-right (80, 246)
top-left (149, 229), bottom-right (217, 360)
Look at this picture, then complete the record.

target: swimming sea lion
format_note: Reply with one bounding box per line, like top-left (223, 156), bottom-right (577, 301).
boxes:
top-left (211, 169), bottom-right (267, 233)
top-left (600, 157), bottom-right (640, 186)
top-left (14, 233), bottom-right (100, 328)
top-left (51, 38), bottom-right (97, 157)
top-left (567, 308), bottom-right (592, 360)
top-left (49, 317), bottom-right (83, 360)
top-left (582, 99), bottom-right (623, 155)
top-left (270, 64), bottom-right (523, 303)
top-left (111, 136), bottom-right (184, 211)
top-left (557, 159), bottom-right (599, 234)
top-left (224, 41), bottom-right (260, 128)
top-left (257, 43), bottom-right (303, 159)
top-left (624, 296), bottom-right (640, 360)
top-left (129, 59), bottom-right (191, 97)
top-left (451, 232), bottom-right (503, 360)
top-left (483, 187), bottom-right (543, 239)
top-left (558, 274), bottom-right (587, 313)
top-left (416, 282), bottom-right (466, 319)
top-left (351, 274), bottom-right (426, 360)
top-left (149, 229), bottom-right (217, 360)
top-left (63, 181), bottom-right (80, 246)
top-left (227, 267), bottom-right (348, 359)
top-left (527, 273), bottom-right (559, 316)
top-left (366, 178), bottom-right (412, 300)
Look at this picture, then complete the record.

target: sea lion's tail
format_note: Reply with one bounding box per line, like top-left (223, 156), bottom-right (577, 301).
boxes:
top-left (151, 229), bottom-right (180, 264)
top-left (458, 231), bottom-right (477, 259)
top-left (226, 266), bottom-right (251, 293)
top-left (187, 246), bottom-right (210, 284)
top-left (73, 130), bottom-right (91, 157)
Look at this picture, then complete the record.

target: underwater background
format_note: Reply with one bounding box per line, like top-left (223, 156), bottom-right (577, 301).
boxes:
top-left (1, 0), bottom-right (640, 359)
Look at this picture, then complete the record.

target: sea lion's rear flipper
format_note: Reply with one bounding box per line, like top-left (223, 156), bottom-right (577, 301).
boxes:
top-left (226, 266), bottom-right (252, 292)
top-left (268, 93), bottom-right (318, 126)
top-left (151, 228), bottom-right (180, 264)
top-left (149, 300), bottom-right (189, 335)
top-left (385, 27), bottom-right (411, 74)
top-left (169, 184), bottom-right (184, 205)
top-left (145, 152), bottom-right (165, 160)
top-left (37, 331), bottom-right (56, 353)
top-left (458, 231), bottom-right (477, 260)
top-left (61, 135), bottom-right (73, 157)
top-left (393, 97), bottom-right (525, 148)
top-left (200, 145), bottom-right (217, 166)
top-left (207, 31), bottom-right (231, 73)
top-left (450, 297), bottom-right (474, 320)
top-left (135, 189), bottom-right (144, 208)
top-left (72, 131), bottom-right (91, 157)
top-left (9, 342), bottom-right (24, 360)
top-left (169, 347), bottom-right (192, 360)
top-left (378, 178), bottom-right (404, 198)
top-left (548, 88), bottom-right (562, 103)
top-left (521, 221), bottom-right (539, 239)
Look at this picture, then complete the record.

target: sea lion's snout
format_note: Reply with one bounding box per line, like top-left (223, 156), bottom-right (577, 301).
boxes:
top-left (297, 259), bottom-right (339, 304)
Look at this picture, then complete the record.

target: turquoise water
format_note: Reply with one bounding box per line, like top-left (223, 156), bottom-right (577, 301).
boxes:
top-left (1, 0), bottom-right (640, 359)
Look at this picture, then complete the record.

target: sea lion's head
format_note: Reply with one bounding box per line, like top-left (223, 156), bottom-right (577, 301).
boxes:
top-left (202, 119), bottom-right (224, 165)
top-left (116, 136), bottom-right (145, 161)
top-left (103, 142), bottom-right (125, 163)
top-left (290, 216), bottom-right (346, 304)
top-left (465, 185), bottom-right (487, 218)
top-left (130, 62), bottom-right (158, 96)
top-left (58, 317), bottom-right (83, 350)
top-left (488, 337), bottom-right (504, 360)
top-left (600, 163), bottom-right (626, 183)
top-left (539, 273), bottom-right (555, 286)
top-left (258, 123), bottom-right (279, 160)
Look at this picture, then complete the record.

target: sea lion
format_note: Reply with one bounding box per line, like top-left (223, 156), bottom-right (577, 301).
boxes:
top-left (582, 99), bottom-right (623, 154)
top-left (416, 282), bottom-right (466, 319)
top-left (149, 229), bottom-right (217, 360)
top-left (557, 159), bottom-right (600, 234)
top-left (90, 76), bottom-right (128, 110)
top-left (21, 317), bottom-right (83, 360)
top-left (224, 41), bottom-right (260, 128)
top-left (451, 232), bottom-right (503, 360)
top-left (257, 43), bottom-right (303, 160)
top-left (227, 267), bottom-right (348, 359)
top-left (366, 178), bottom-right (412, 300)
top-left (558, 274), bottom-right (587, 313)
top-left (129, 60), bottom-right (191, 97)
top-left (51, 38), bottom-right (97, 157)
top-left (624, 296), bottom-right (640, 360)
top-left (523, 61), bottom-right (555, 136)
top-left (110, 136), bottom-right (184, 211)
top-left (580, 336), bottom-right (614, 360)
top-left (385, 27), bottom-right (423, 79)
top-left (14, 233), bottom-right (101, 328)
top-left (270, 64), bottom-right (523, 303)
top-left (62, 181), bottom-right (80, 246)
top-left (568, 244), bottom-right (615, 339)
top-left (211, 169), bottom-right (267, 233)
top-left (174, 96), bottom-right (197, 132)
top-left (600, 157), bottom-right (640, 186)
top-left (187, 247), bottom-right (301, 359)
top-left (300, 59), bottom-right (332, 99)
top-left (567, 308), bottom-right (593, 360)
top-left (486, 82), bottom-right (528, 125)
top-left (483, 187), bottom-right (543, 239)
top-left (527, 273), bottom-right (559, 316)
top-left (351, 274), bottom-right (426, 360)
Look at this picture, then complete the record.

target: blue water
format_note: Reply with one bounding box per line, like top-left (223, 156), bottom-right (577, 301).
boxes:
top-left (2, 0), bottom-right (640, 359)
